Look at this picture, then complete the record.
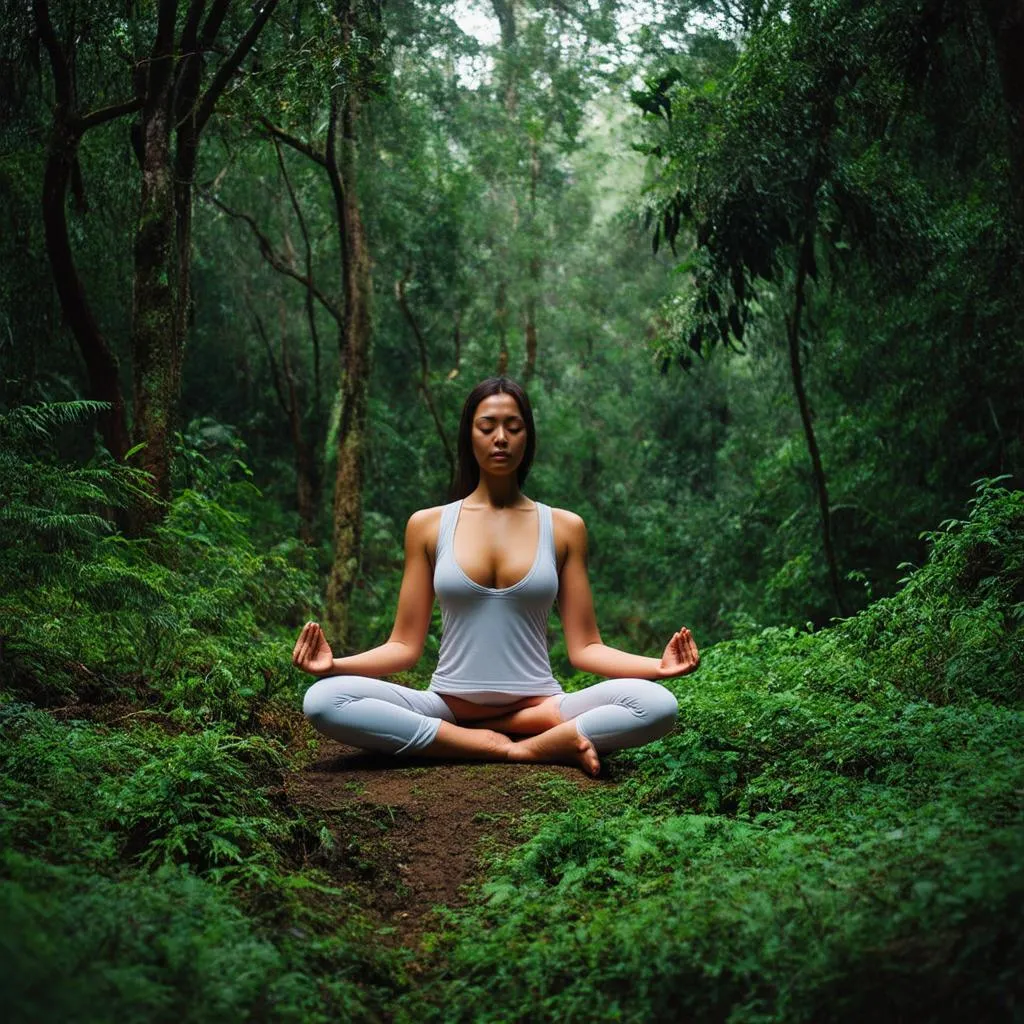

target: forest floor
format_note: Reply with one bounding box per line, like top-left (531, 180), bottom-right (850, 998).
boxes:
top-left (284, 739), bottom-right (604, 952)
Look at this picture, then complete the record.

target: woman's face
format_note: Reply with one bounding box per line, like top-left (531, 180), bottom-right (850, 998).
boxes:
top-left (470, 393), bottom-right (528, 474)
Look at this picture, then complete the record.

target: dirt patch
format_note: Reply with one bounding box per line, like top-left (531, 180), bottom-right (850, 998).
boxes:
top-left (284, 739), bottom-right (606, 949)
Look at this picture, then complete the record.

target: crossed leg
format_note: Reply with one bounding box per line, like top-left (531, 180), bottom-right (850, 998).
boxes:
top-left (457, 680), bottom-right (680, 776)
top-left (303, 676), bottom-right (678, 777)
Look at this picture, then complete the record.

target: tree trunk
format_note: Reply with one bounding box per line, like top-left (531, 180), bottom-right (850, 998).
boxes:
top-left (523, 138), bottom-right (540, 384)
top-left (787, 226), bottom-right (847, 618)
top-left (324, 35), bottom-right (373, 650)
top-left (32, 0), bottom-right (135, 464)
top-left (492, 0), bottom-right (517, 378)
top-left (980, 0), bottom-right (1024, 220)
top-left (128, 0), bottom-right (277, 531)
top-left (496, 279), bottom-right (510, 375)
top-left (35, 0), bottom-right (276, 534)
top-left (132, 97), bottom-right (182, 525)
top-left (42, 123), bottom-right (132, 462)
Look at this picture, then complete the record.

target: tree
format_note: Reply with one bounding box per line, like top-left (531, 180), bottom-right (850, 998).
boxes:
top-left (32, 0), bottom-right (278, 530)
top-left (634, 0), bottom-right (1024, 621)
top-left (254, 0), bottom-right (383, 647)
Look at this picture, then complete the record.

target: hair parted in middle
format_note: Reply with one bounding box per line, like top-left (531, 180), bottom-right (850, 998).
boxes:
top-left (449, 376), bottom-right (537, 501)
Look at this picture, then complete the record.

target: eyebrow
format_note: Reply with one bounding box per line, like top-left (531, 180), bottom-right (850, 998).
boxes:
top-left (476, 414), bottom-right (523, 422)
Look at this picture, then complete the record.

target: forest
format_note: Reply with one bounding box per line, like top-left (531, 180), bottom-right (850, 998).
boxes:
top-left (1, 0), bottom-right (1022, 1019)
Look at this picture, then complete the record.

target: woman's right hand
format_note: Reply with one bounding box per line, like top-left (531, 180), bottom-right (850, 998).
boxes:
top-left (292, 621), bottom-right (336, 676)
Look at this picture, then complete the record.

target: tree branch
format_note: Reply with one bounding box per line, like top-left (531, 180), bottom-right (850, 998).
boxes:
top-left (199, 0), bottom-right (231, 51)
top-left (274, 136), bottom-right (322, 421)
top-left (259, 116), bottom-right (327, 167)
top-left (194, 0), bottom-right (279, 136)
top-left (180, 0), bottom-right (207, 55)
top-left (31, 0), bottom-right (74, 107)
top-left (202, 188), bottom-right (343, 329)
top-left (395, 268), bottom-right (455, 482)
top-left (246, 296), bottom-right (291, 419)
top-left (326, 91), bottom-right (348, 284)
top-left (79, 96), bottom-right (145, 131)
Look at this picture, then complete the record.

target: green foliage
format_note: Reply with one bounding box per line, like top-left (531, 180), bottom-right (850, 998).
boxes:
top-left (4, 2), bottom-right (1024, 1018)
top-left (0, 400), bottom-right (418, 1019)
top-left (0, 403), bottom-right (318, 719)
top-left (1, 852), bottom-right (289, 1024)
top-left (0, 702), bottom-right (409, 1022)
top-left (626, 0), bottom-right (1023, 629)
top-left (0, 401), bottom-right (143, 553)
top-left (0, 847), bottom-right (407, 1024)
top-left (404, 481), bottom-right (1024, 1021)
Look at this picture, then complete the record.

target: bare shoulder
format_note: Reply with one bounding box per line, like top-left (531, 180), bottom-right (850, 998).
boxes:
top-left (550, 506), bottom-right (587, 536)
top-left (406, 505), bottom-right (446, 560)
top-left (407, 504), bottom-right (445, 529)
top-left (550, 506), bottom-right (588, 570)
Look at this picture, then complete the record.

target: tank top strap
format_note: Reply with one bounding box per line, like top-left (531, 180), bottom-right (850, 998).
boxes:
top-left (538, 501), bottom-right (556, 569)
top-left (436, 499), bottom-right (458, 560)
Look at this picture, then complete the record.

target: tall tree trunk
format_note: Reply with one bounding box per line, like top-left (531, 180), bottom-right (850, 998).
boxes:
top-left (324, 36), bottom-right (373, 649)
top-left (787, 225), bottom-right (846, 618)
top-left (36, 0), bottom-right (277, 533)
top-left (980, 0), bottom-right (1024, 220)
top-left (492, 0), bottom-right (517, 377)
top-left (496, 279), bottom-right (510, 375)
top-left (32, 0), bottom-right (136, 463)
top-left (132, 29), bottom-right (181, 524)
top-left (43, 124), bottom-right (132, 462)
top-left (523, 137), bottom-right (540, 384)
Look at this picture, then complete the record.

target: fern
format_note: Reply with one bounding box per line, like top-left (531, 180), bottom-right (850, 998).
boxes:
top-left (0, 400), bottom-right (113, 439)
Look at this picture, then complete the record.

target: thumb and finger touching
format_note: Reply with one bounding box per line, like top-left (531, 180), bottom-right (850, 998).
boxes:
top-left (293, 621), bottom-right (325, 667)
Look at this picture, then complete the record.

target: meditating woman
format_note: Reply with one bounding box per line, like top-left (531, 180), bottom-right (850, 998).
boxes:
top-left (294, 376), bottom-right (700, 777)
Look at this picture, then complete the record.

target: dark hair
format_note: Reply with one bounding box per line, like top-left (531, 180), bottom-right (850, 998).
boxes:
top-left (449, 376), bottom-right (537, 501)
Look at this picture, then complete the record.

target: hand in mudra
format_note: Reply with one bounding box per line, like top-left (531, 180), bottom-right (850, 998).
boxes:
top-left (657, 626), bottom-right (700, 679)
top-left (292, 621), bottom-right (335, 676)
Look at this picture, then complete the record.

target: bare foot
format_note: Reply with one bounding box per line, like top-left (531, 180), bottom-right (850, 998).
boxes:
top-left (507, 720), bottom-right (601, 777)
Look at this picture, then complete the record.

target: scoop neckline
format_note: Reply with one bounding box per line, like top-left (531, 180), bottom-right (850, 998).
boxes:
top-left (451, 498), bottom-right (543, 594)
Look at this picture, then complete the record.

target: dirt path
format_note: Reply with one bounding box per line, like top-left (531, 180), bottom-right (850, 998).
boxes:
top-left (284, 739), bottom-right (605, 949)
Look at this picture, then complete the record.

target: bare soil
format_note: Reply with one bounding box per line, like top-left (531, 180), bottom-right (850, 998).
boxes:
top-left (284, 738), bottom-right (606, 950)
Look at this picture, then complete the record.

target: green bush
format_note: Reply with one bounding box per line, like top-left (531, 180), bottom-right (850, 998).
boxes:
top-left (0, 403), bottom-right (317, 723)
top-left (404, 481), bottom-right (1024, 1022)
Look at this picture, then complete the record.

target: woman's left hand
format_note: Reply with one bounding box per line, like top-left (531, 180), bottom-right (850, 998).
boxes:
top-left (657, 626), bottom-right (700, 679)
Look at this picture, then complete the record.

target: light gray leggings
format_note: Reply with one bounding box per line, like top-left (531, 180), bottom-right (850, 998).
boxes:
top-left (302, 676), bottom-right (680, 756)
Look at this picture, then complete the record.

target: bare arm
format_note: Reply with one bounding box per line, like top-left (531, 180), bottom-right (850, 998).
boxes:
top-left (556, 511), bottom-right (699, 680)
top-left (292, 509), bottom-right (437, 678)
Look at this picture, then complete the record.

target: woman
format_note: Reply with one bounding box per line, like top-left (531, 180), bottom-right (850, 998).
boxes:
top-left (295, 376), bottom-right (699, 777)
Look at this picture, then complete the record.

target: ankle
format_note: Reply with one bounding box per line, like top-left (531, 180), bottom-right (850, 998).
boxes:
top-left (506, 738), bottom-right (530, 763)
top-left (491, 730), bottom-right (516, 759)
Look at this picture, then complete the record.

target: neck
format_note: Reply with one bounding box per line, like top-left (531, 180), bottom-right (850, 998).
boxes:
top-left (467, 472), bottom-right (527, 508)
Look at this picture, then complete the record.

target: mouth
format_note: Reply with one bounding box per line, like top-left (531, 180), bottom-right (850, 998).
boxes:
top-left (490, 452), bottom-right (509, 459)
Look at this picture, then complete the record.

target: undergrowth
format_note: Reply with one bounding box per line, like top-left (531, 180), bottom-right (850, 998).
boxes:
top-left (1, 401), bottom-right (1021, 1021)
top-left (402, 479), bottom-right (1024, 1023)
top-left (0, 403), bottom-right (414, 1022)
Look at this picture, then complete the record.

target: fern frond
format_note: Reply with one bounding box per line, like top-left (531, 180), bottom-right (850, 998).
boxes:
top-left (0, 401), bottom-right (111, 441)
top-left (0, 505), bottom-right (115, 539)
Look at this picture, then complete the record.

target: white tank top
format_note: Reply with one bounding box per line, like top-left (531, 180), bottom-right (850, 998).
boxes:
top-left (427, 498), bottom-right (565, 700)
